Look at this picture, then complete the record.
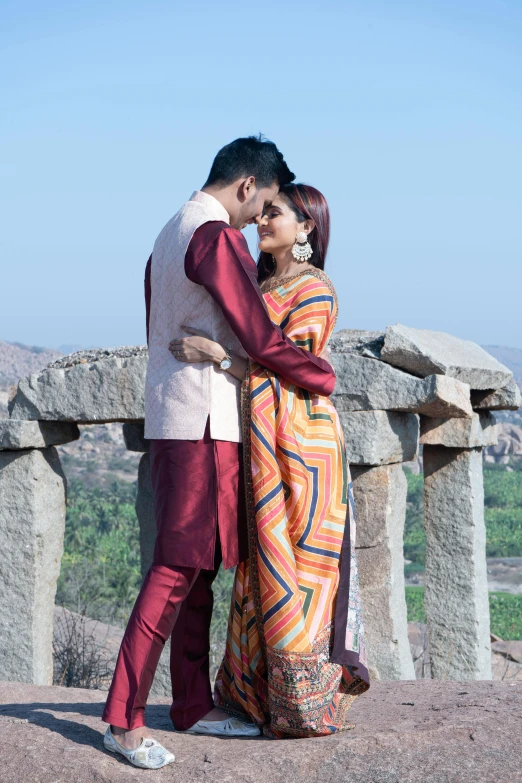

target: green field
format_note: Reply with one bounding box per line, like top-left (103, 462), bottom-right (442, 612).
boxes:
top-left (404, 464), bottom-right (522, 569)
top-left (56, 479), bottom-right (142, 627)
top-left (58, 464), bottom-right (522, 645)
top-left (406, 586), bottom-right (522, 640)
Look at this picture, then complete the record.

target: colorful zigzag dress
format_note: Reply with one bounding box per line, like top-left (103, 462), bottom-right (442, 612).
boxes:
top-left (215, 268), bottom-right (370, 738)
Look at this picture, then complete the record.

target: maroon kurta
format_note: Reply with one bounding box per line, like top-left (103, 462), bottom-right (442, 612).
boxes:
top-left (150, 419), bottom-right (247, 570)
top-left (144, 221), bottom-right (336, 570)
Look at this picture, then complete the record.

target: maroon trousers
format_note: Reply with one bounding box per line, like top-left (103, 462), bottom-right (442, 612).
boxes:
top-left (101, 556), bottom-right (220, 731)
top-left (102, 420), bottom-right (246, 731)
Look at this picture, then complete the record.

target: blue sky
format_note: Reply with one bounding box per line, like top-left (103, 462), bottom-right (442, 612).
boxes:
top-left (1, 0), bottom-right (521, 351)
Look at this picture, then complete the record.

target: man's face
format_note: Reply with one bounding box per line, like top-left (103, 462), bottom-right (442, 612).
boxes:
top-left (234, 182), bottom-right (279, 230)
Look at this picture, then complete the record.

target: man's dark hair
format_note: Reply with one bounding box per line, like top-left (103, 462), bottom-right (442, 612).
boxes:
top-left (204, 135), bottom-right (295, 189)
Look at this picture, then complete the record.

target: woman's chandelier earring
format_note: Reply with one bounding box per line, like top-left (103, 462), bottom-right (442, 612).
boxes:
top-left (292, 231), bottom-right (313, 263)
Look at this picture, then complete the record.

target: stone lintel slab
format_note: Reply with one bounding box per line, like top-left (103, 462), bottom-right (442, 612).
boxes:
top-left (332, 354), bottom-right (472, 418)
top-left (380, 323), bottom-right (513, 390)
top-left (471, 379), bottom-right (521, 411)
top-left (351, 464), bottom-right (415, 680)
top-left (339, 410), bottom-right (419, 465)
top-left (419, 412), bottom-right (497, 448)
top-left (329, 329), bottom-right (385, 359)
top-left (9, 352), bottom-right (147, 422)
top-left (0, 420), bottom-right (80, 450)
top-left (423, 446), bottom-right (491, 680)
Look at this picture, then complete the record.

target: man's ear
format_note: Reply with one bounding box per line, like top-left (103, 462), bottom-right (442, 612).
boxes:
top-left (237, 176), bottom-right (256, 203)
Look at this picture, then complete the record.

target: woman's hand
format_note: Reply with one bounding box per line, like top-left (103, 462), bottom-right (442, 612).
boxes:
top-left (319, 344), bottom-right (335, 374)
top-left (319, 345), bottom-right (331, 362)
top-left (169, 326), bottom-right (226, 364)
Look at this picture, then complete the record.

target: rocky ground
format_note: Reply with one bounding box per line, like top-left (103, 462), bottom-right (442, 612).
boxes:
top-left (1, 679), bottom-right (520, 783)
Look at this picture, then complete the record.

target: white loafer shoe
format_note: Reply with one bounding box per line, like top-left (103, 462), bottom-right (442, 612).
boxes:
top-left (181, 717), bottom-right (261, 737)
top-left (103, 726), bottom-right (175, 769)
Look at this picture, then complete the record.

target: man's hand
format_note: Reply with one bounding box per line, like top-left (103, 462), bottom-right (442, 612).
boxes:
top-left (319, 345), bottom-right (331, 362)
top-left (169, 326), bottom-right (226, 364)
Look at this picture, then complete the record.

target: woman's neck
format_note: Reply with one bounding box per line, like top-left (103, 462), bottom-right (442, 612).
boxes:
top-left (271, 249), bottom-right (313, 279)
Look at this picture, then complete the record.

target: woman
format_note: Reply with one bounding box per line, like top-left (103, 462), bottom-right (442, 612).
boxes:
top-left (171, 184), bottom-right (369, 737)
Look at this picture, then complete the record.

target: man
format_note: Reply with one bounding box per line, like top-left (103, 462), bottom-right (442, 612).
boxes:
top-left (102, 136), bottom-right (335, 769)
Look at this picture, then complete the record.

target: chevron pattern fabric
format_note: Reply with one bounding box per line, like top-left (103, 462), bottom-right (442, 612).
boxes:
top-left (215, 270), bottom-right (369, 738)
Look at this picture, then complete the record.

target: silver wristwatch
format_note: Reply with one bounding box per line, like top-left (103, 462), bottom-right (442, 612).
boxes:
top-left (219, 347), bottom-right (232, 372)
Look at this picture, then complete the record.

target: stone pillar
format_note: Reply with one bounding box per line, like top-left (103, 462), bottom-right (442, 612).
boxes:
top-left (420, 414), bottom-right (495, 680)
top-left (423, 445), bottom-right (492, 679)
top-left (351, 463), bottom-right (415, 680)
top-left (339, 410), bottom-right (418, 680)
top-left (0, 446), bottom-right (67, 685)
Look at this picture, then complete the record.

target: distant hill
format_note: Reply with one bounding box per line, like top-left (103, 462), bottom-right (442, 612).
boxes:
top-left (0, 340), bottom-right (62, 390)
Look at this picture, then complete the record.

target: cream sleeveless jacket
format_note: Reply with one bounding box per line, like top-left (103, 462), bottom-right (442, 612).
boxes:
top-left (144, 191), bottom-right (246, 442)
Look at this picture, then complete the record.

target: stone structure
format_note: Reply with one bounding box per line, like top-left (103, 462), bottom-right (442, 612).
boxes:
top-left (9, 348), bottom-right (147, 422)
top-left (423, 446), bottom-right (491, 679)
top-left (330, 325), bottom-right (515, 681)
top-left (0, 329), bottom-right (518, 686)
top-left (351, 464), bottom-right (414, 680)
top-left (380, 323), bottom-right (513, 389)
top-left (0, 443), bottom-right (69, 685)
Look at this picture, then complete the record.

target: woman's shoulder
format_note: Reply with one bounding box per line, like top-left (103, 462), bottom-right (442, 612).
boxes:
top-left (262, 268), bottom-right (337, 299)
top-left (293, 268), bottom-right (338, 303)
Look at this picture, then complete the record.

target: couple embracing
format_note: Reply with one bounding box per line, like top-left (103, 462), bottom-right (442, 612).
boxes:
top-left (101, 136), bottom-right (369, 768)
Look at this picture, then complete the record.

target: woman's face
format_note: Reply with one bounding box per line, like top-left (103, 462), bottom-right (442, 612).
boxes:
top-left (257, 194), bottom-right (313, 256)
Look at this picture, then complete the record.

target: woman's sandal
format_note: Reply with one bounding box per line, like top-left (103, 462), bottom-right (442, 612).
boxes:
top-left (103, 726), bottom-right (175, 769)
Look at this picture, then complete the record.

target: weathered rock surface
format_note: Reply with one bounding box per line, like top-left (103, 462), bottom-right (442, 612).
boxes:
top-left (1, 680), bottom-right (520, 783)
top-left (381, 323), bottom-right (513, 390)
top-left (423, 446), bottom-right (491, 680)
top-left (352, 464), bottom-right (415, 680)
top-left (0, 419), bottom-right (80, 450)
top-left (340, 410), bottom-right (419, 465)
top-left (419, 412), bottom-right (498, 448)
top-left (47, 346), bottom-right (148, 369)
top-left (0, 448), bottom-right (66, 685)
top-left (9, 349), bottom-right (147, 422)
top-left (329, 328), bottom-right (385, 359)
top-left (331, 353), bottom-right (472, 417)
top-left (122, 420), bottom-right (149, 452)
top-left (471, 378), bottom-right (522, 411)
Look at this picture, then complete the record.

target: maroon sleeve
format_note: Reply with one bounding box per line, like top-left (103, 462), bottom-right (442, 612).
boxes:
top-left (145, 254), bottom-right (152, 345)
top-left (185, 222), bottom-right (336, 396)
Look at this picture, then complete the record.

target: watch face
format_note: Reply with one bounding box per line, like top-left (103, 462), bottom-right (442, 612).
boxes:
top-left (220, 358), bottom-right (232, 371)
